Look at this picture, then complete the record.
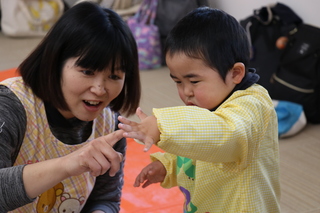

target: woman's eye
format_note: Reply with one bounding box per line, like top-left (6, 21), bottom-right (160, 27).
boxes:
top-left (191, 81), bottom-right (199, 84)
top-left (82, 70), bottom-right (95, 75)
top-left (174, 80), bottom-right (181, 84)
top-left (109, 74), bottom-right (121, 80)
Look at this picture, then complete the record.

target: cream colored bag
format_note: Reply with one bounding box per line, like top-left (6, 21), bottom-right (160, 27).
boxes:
top-left (112, 0), bottom-right (142, 18)
top-left (73, 0), bottom-right (142, 19)
top-left (1, 0), bottom-right (64, 37)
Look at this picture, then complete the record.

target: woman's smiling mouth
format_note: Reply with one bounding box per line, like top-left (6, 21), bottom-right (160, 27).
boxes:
top-left (84, 100), bottom-right (102, 106)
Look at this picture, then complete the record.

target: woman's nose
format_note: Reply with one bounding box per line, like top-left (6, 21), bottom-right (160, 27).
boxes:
top-left (90, 80), bottom-right (107, 96)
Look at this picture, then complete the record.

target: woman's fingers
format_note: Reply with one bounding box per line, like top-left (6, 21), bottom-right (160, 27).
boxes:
top-left (108, 152), bottom-right (124, 176)
top-left (118, 152), bottom-right (124, 162)
top-left (88, 151), bottom-right (123, 177)
top-left (76, 130), bottom-right (124, 177)
top-left (103, 130), bottom-right (125, 147)
top-left (98, 132), bottom-right (125, 176)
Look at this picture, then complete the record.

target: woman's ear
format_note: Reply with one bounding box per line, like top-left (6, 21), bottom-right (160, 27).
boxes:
top-left (231, 62), bottom-right (245, 84)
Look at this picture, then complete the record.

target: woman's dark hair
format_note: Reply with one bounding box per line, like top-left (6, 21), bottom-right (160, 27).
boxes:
top-left (19, 2), bottom-right (140, 116)
top-left (165, 7), bottom-right (250, 81)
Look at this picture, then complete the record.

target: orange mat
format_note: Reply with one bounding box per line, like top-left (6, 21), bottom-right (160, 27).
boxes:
top-left (0, 68), bottom-right (20, 81)
top-left (120, 139), bottom-right (184, 213)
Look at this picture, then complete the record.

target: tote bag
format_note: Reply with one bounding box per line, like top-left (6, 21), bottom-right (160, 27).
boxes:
top-left (127, 0), bottom-right (162, 70)
top-left (1, 0), bottom-right (64, 37)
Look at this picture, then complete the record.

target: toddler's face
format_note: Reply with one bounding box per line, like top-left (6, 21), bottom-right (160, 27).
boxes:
top-left (166, 53), bottom-right (236, 110)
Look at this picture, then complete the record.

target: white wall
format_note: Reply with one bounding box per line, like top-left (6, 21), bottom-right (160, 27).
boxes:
top-left (64, 0), bottom-right (320, 28)
top-left (208, 0), bottom-right (320, 28)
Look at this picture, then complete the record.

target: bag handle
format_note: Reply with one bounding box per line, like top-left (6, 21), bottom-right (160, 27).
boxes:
top-left (253, 3), bottom-right (302, 27)
top-left (134, 0), bottom-right (158, 25)
top-left (18, 0), bottom-right (64, 26)
top-left (253, 3), bottom-right (274, 25)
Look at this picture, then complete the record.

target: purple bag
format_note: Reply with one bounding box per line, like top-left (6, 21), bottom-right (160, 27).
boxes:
top-left (127, 0), bottom-right (162, 70)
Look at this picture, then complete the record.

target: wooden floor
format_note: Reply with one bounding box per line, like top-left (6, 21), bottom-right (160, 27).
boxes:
top-left (0, 32), bottom-right (320, 213)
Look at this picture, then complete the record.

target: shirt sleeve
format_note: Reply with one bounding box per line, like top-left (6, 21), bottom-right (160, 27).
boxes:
top-left (81, 115), bottom-right (126, 213)
top-left (152, 85), bottom-right (275, 170)
top-left (150, 152), bottom-right (178, 188)
top-left (0, 85), bottom-right (34, 211)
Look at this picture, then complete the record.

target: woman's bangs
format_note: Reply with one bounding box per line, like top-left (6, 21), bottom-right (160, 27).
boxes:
top-left (75, 31), bottom-right (136, 74)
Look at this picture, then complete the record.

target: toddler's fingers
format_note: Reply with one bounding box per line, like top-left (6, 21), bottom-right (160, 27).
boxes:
top-left (122, 131), bottom-right (141, 139)
top-left (118, 123), bottom-right (133, 133)
top-left (136, 107), bottom-right (148, 120)
top-left (118, 115), bottom-right (136, 126)
top-left (133, 179), bottom-right (141, 187)
top-left (134, 175), bottom-right (144, 187)
top-left (134, 169), bottom-right (149, 187)
top-left (117, 115), bottom-right (127, 124)
top-left (142, 180), bottom-right (152, 188)
top-left (143, 138), bottom-right (154, 152)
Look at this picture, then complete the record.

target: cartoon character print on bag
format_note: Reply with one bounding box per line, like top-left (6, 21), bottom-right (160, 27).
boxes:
top-left (177, 156), bottom-right (198, 213)
top-left (27, 0), bottom-right (64, 32)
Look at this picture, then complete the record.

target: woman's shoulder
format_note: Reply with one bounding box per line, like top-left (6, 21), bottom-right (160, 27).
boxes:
top-left (0, 76), bottom-right (24, 87)
top-left (0, 84), bottom-right (24, 109)
top-left (0, 84), bottom-right (27, 162)
top-left (0, 77), bottom-right (35, 102)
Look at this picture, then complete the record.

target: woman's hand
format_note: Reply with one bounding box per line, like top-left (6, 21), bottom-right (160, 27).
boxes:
top-left (23, 130), bottom-right (124, 198)
top-left (62, 130), bottom-right (125, 177)
top-left (118, 107), bottom-right (160, 151)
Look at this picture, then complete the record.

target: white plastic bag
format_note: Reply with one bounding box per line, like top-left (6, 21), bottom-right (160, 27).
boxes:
top-left (1, 0), bottom-right (64, 37)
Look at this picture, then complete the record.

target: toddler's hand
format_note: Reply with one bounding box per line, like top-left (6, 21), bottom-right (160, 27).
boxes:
top-left (134, 160), bottom-right (166, 188)
top-left (118, 107), bottom-right (160, 151)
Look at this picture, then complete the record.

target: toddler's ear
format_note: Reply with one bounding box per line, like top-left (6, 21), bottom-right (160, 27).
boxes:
top-left (231, 62), bottom-right (245, 84)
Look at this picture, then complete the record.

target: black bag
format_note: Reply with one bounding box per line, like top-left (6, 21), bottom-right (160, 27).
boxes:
top-left (240, 3), bottom-right (302, 91)
top-left (271, 24), bottom-right (320, 123)
top-left (240, 3), bottom-right (320, 124)
top-left (154, 0), bottom-right (208, 64)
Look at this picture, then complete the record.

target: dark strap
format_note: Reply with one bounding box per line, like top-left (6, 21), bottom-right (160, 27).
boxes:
top-left (210, 69), bottom-right (260, 111)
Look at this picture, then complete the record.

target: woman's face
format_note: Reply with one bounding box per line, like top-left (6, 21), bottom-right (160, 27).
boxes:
top-left (58, 57), bottom-right (125, 121)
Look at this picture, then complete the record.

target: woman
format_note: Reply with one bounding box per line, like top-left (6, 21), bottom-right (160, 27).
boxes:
top-left (0, 2), bottom-right (140, 212)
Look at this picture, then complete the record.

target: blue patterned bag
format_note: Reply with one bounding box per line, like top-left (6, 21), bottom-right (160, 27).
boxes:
top-left (127, 0), bottom-right (162, 70)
